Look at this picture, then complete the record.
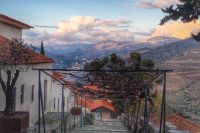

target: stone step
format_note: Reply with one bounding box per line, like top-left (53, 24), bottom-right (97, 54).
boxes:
top-left (71, 129), bottom-right (129, 133)
top-left (71, 119), bottom-right (129, 133)
top-left (94, 122), bottom-right (124, 127)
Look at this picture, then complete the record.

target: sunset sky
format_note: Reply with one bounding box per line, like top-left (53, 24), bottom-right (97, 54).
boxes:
top-left (0, 0), bottom-right (199, 44)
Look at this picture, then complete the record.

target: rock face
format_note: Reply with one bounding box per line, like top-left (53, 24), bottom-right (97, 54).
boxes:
top-left (71, 119), bottom-right (128, 133)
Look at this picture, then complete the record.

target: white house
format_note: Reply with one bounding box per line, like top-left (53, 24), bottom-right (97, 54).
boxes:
top-left (0, 14), bottom-right (77, 129)
top-left (0, 14), bottom-right (33, 40)
top-left (0, 14), bottom-right (54, 127)
top-left (76, 85), bottom-right (115, 121)
top-left (50, 72), bottom-right (75, 113)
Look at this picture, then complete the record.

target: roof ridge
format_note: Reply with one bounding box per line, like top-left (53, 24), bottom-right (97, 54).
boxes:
top-left (0, 14), bottom-right (33, 29)
top-left (0, 38), bottom-right (54, 64)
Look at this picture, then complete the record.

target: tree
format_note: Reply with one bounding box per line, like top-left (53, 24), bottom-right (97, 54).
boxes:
top-left (160, 0), bottom-right (200, 41)
top-left (40, 41), bottom-right (45, 55)
top-left (84, 53), bottom-right (163, 132)
top-left (0, 39), bottom-right (32, 116)
top-left (84, 52), bottom-right (160, 115)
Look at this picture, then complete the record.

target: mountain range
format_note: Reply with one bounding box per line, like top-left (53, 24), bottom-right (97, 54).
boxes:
top-left (30, 36), bottom-right (200, 90)
top-left (40, 36), bottom-right (180, 68)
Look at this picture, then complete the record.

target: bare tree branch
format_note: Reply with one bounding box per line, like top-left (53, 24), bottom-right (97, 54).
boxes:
top-left (0, 70), bottom-right (6, 94)
top-left (10, 70), bottom-right (19, 89)
top-left (6, 70), bottom-right (11, 88)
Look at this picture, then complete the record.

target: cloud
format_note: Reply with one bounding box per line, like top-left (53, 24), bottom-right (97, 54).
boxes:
top-left (152, 21), bottom-right (200, 39)
top-left (24, 16), bottom-right (135, 44)
top-left (134, 31), bottom-right (152, 36)
top-left (23, 30), bottom-right (52, 44)
top-left (137, 0), bottom-right (179, 9)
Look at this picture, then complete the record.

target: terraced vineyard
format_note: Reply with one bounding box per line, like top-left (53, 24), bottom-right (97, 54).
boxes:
top-left (158, 46), bottom-right (200, 90)
top-left (168, 79), bottom-right (200, 124)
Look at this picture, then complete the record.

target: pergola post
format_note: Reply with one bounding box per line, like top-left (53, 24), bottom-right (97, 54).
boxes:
top-left (159, 72), bottom-right (167, 133)
top-left (85, 98), bottom-right (86, 115)
top-left (80, 95), bottom-right (83, 128)
top-left (73, 95), bottom-right (76, 131)
top-left (38, 70), bottom-right (46, 133)
top-left (61, 84), bottom-right (66, 133)
top-left (144, 89), bottom-right (148, 133)
top-left (38, 70), bottom-right (41, 133)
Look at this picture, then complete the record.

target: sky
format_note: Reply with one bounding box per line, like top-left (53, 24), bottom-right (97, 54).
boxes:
top-left (0, 0), bottom-right (200, 45)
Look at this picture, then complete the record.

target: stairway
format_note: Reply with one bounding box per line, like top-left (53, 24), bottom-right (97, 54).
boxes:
top-left (71, 119), bottom-right (129, 133)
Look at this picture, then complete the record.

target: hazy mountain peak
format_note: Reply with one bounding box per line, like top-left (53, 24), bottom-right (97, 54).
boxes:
top-left (147, 36), bottom-right (180, 44)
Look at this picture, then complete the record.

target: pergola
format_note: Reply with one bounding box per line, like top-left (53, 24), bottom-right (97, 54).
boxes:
top-left (33, 68), bottom-right (173, 133)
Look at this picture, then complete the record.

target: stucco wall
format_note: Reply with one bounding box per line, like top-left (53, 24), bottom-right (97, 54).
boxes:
top-left (50, 80), bottom-right (74, 113)
top-left (93, 112), bottom-right (112, 120)
top-left (0, 63), bottom-right (53, 127)
top-left (102, 112), bottom-right (111, 120)
top-left (0, 22), bottom-right (22, 39)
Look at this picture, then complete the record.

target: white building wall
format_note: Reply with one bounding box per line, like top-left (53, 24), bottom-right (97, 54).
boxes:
top-left (50, 80), bottom-right (74, 113)
top-left (0, 63), bottom-right (53, 127)
top-left (0, 22), bottom-right (22, 39)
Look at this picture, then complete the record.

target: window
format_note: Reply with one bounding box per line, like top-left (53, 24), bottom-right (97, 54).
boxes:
top-left (31, 85), bottom-right (34, 102)
top-left (54, 97), bottom-right (56, 110)
top-left (67, 97), bottom-right (69, 112)
top-left (57, 98), bottom-right (59, 112)
top-left (20, 85), bottom-right (24, 104)
top-left (44, 80), bottom-right (47, 111)
top-left (64, 97), bottom-right (65, 107)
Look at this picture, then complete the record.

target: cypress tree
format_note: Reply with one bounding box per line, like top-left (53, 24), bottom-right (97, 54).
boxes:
top-left (40, 41), bottom-right (45, 55)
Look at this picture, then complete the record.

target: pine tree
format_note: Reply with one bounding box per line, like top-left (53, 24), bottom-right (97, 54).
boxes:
top-left (40, 41), bottom-right (45, 55)
top-left (160, 0), bottom-right (200, 41)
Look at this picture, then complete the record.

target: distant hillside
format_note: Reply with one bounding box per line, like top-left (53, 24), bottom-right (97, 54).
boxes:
top-left (147, 36), bottom-right (179, 45)
top-left (42, 36), bottom-right (180, 68)
top-left (141, 38), bottom-right (199, 63)
top-left (30, 37), bottom-right (200, 91)
top-left (169, 78), bottom-right (200, 124)
top-left (129, 38), bottom-right (200, 91)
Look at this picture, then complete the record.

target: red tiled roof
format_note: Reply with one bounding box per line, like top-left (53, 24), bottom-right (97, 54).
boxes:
top-left (151, 114), bottom-right (200, 133)
top-left (0, 14), bottom-right (33, 29)
top-left (83, 85), bottom-right (98, 91)
top-left (52, 72), bottom-right (65, 81)
top-left (83, 85), bottom-right (110, 93)
top-left (0, 35), bottom-right (6, 44)
top-left (0, 36), bottom-right (54, 64)
top-left (76, 97), bottom-right (115, 112)
top-left (90, 100), bottom-right (115, 112)
top-left (76, 97), bottom-right (93, 108)
top-left (75, 85), bottom-right (115, 112)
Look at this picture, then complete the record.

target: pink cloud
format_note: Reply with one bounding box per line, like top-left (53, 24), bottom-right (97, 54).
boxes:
top-left (24, 16), bottom-right (134, 44)
top-left (152, 21), bottom-right (200, 39)
top-left (137, 0), bottom-right (180, 9)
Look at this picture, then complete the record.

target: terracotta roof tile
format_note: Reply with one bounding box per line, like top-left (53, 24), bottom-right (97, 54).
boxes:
top-left (0, 35), bottom-right (6, 44)
top-left (76, 97), bottom-right (115, 112)
top-left (52, 72), bottom-right (65, 81)
top-left (83, 85), bottom-right (98, 91)
top-left (76, 97), bottom-right (93, 108)
top-left (0, 36), bottom-right (54, 64)
top-left (90, 100), bottom-right (115, 112)
top-left (151, 114), bottom-right (200, 133)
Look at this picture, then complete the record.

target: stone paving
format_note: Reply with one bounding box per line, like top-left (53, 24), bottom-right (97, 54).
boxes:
top-left (71, 119), bottom-right (129, 133)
